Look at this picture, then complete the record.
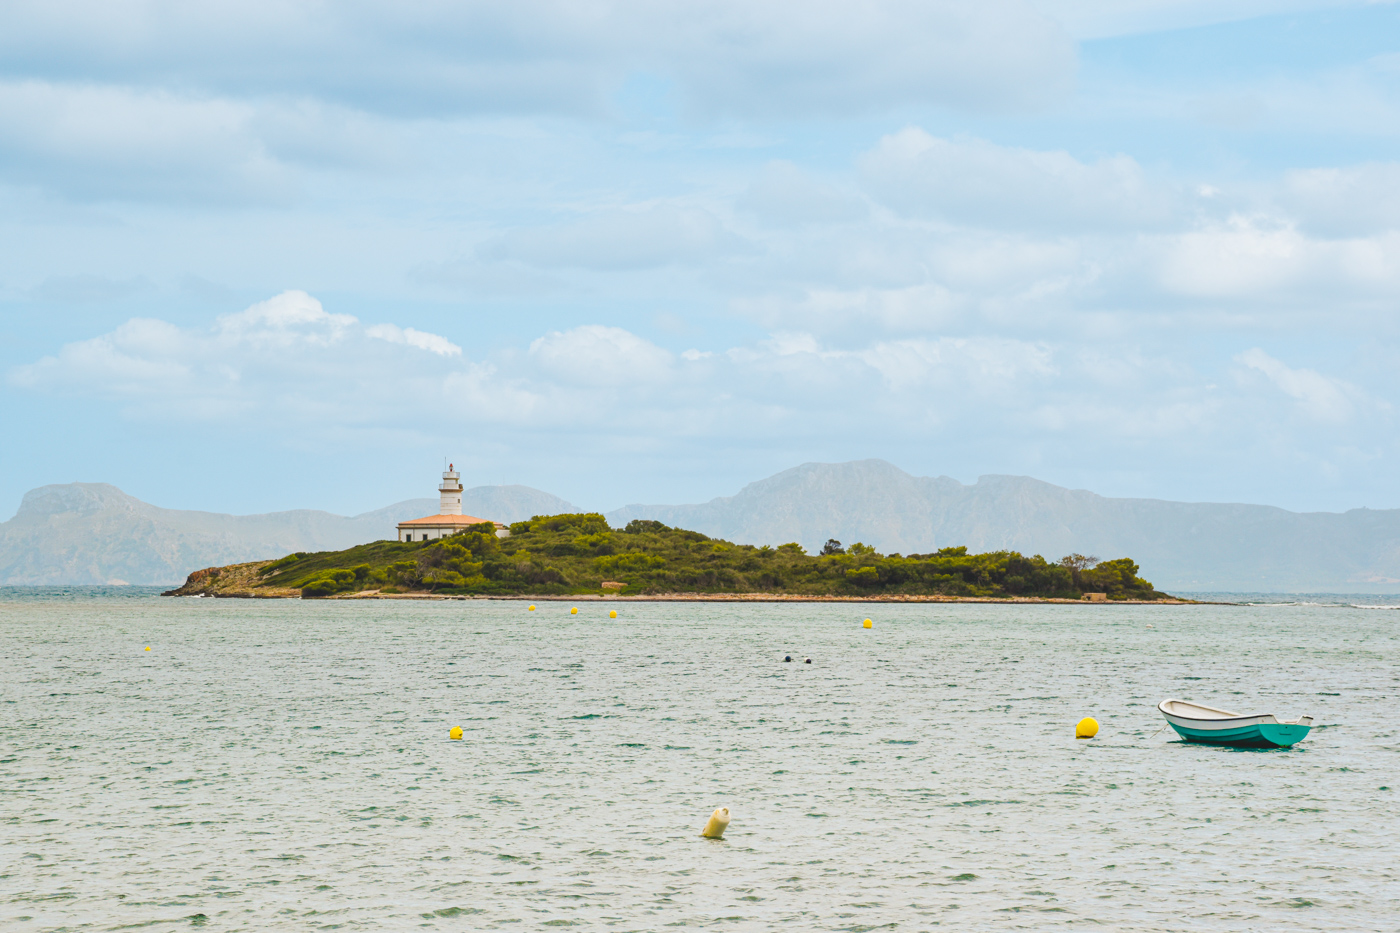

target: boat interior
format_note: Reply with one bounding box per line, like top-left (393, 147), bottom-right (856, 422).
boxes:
top-left (1160, 699), bottom-right (1242, 719)
top-left (1160, 699), bottom-right (1312, 726)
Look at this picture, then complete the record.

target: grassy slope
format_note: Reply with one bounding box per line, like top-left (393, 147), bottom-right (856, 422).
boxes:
top-left (244, 513), bottom-right (1168, 600)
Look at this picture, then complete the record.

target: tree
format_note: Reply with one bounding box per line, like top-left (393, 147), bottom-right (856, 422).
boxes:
top-left (1058, 553), bottom-right (1099, 591)
top-left (1059, 553), bottom-right (1099, 572)
top-left (821, 539), bottom-right (845, 555)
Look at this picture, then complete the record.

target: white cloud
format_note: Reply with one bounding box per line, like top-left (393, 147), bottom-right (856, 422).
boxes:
top-left (0, 79), bottom-right (411, 202)
top-left (5, 295), bottom-right (1113, 434)
top-left (0, 80), bottom-right (292, 203)
top-left (736, 284), bottom-right (966, 336)
top-left (9, 317), bottom-right (195, 395)
top-left (1281, 162), bottom-right (1400, 236)
top-left (1157, 216), bottom-right (1400, 301)
top-left (8, 291), bottom-right (467, 414)
top-left (738, 161), bottom-right (868, 227)
top-left (480, 204), bottom-right (747, 271)
top-left (1236, 348), bottom-right (1365, 423)
top-left (856, 336), bottom-right (1057, 394)
top-left (218, 290), bottom-right (356, 342)
top-left (528, 325), bottom-right (673, 386)
top-left (859, 129), bottom-right (1176, 232)
top-left (661, 0), bottom-right (1075, 116)
top-left (1027, 0), bottom-right (1358, 39)
top-left (0, 1), bottom-right (1075, 120)
top-left (366, 323), bottom-right (462, 356)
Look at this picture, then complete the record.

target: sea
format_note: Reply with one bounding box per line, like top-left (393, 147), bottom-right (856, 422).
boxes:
top-left (2, 589), bottom-right (1397, 931)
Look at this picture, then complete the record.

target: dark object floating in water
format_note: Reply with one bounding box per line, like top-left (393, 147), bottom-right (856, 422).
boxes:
top-left (1159, 698), bottom-right (1313, 748)
top-left (784, 655), bottom-right (792, 662)
top-left (804, 657), bottom-right (812, 664)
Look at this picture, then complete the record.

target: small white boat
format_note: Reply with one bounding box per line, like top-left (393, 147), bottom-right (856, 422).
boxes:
top-left (1158, 698), bottom-right (1313, 748)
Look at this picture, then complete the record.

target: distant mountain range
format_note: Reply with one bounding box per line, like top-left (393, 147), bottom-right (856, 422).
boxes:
top-left (0, 482), bottom-right (575, 585)
top-left (606, 460), bottom-right (1400, 592)
top-left (3, 460), bottom-right (1398, 590)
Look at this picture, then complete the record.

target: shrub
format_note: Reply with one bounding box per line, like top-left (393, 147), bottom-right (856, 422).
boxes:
top-left (596, 553), bottom-right (666, 574)
top-left (846, 566), bottom-right (881, 587)
top-left (421, 569), bottom-right (467, 590)
top-left (533, 513), bottom-right (611, 535)
top-left (302, 576), bottom-right (344, 598)
top-left (530, 565), bottom-right (568, 585)
top-left (261, 553), bottom-right (305, 575)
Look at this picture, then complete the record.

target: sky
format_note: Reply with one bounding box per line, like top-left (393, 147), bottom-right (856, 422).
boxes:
top-left (2, 0), bottom-right (1399, 519)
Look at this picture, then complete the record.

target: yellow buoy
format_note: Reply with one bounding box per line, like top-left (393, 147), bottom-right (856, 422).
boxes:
top-left (700, 806), bottom-right (730, 839)
top-left (449, 726), bottom-right (463, 740)
top-left (144, 646), bottom-right (151, 651)
top-left (528, 605), bottom-right (536, 611)
top-left (1076, 717), bottom-right (1099, 739)
top-left (862, 618), bottom-right (872, 629)
top-left (609, 610), bottom-right (618, 618)
top-left (570, 606), bottom-right (578, 615)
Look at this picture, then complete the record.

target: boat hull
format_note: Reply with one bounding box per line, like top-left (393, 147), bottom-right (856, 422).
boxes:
top-left (1164, 719), bottom-right (1311, 748)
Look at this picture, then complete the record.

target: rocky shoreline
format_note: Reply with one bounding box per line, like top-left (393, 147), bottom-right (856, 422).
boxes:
top-left (164, 565), bottom-right (1192, 605)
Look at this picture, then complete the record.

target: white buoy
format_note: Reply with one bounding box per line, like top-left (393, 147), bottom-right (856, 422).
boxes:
top-left (701, 806), bottom-right (730, 839)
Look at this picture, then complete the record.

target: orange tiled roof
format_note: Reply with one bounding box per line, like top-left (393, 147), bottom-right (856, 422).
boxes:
top-left (397, 514), bottom-right (504, 527)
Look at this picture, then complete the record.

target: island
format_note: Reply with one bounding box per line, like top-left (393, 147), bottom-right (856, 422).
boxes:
top-left (162, 512), bottom-right (1179, 602)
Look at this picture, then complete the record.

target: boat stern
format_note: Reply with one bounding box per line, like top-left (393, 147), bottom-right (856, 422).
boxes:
top-left (1256, 722), bottom-right (1312, 747)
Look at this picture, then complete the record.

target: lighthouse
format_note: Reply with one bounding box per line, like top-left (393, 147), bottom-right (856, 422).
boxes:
top-left (439, 463), bottom-right (463, 515)
top-left (396, 463), bottom-right (508, 542)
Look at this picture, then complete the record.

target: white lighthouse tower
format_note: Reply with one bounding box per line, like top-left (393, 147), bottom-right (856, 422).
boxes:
top-left (439, 463), bottom-right (463, 515)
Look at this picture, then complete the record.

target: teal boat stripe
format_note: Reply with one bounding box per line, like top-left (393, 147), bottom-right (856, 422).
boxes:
top-left (1166, 720), bottom-right (1310, 748)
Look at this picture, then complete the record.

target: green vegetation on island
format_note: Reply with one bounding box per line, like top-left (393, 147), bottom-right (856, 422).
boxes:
top-left (170, 512), bottom-right (1170, 600)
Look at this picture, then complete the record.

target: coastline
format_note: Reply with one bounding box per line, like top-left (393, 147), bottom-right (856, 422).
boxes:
top-left (176, 589), bottom-right (1197, 604)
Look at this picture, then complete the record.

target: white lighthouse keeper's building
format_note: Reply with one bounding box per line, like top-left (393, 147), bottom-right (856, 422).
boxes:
top-left (396, 464), bottom-right (509, 542)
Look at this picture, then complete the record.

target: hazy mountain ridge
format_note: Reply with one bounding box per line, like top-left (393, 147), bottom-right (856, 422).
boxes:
top-left (607, 460), bottom-right (1400, 591)
top-left (0, 483), bottom-right (576, 585)
top-left (7, 462), bottom-right (1399, 590)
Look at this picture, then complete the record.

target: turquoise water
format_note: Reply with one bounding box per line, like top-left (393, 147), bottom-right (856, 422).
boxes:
top-left (2, 594), bottom-right (1396, 930)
